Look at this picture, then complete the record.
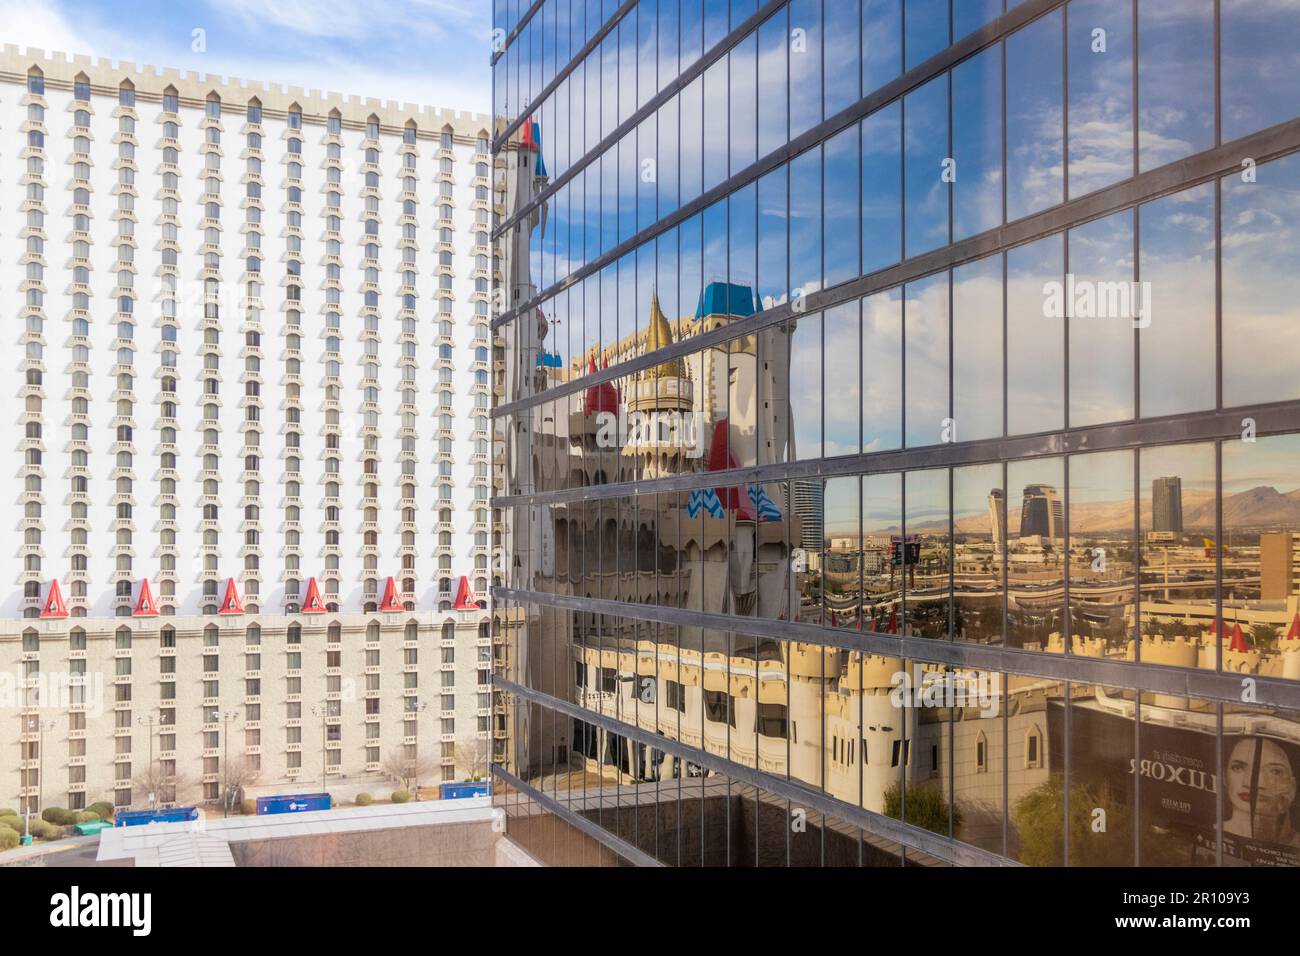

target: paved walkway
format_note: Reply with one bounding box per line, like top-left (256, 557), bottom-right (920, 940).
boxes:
top-left (0, 833), bottom-right (101, 866)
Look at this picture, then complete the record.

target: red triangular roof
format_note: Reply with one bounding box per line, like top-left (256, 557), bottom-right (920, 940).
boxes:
top-left (582, 357), bottom-right (621, 417)
top-left (133, 579), bottom-right (159, 617)
top-left (301, 577), bottom-right (326, 614)
top-left (1229, 622), bottom-right (1249, 653)
top-left (40, 579), bottom-right (68, 619)
top-left (218, 578), bottom-right (244, 615)
top-left (452, 575), bottom-right (480, 610)
top-left (706, 417), bottom-right (748, 515)
top-left (378, 576), bottom-right (404, 612)
top-left (519, 116), bottom-right (538, 152)
top-left (1287, 613), bottom-right (1300, 641)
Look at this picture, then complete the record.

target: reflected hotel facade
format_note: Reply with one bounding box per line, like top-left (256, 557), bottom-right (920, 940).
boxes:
top-left (490, 0), bottom-right (1300, 866)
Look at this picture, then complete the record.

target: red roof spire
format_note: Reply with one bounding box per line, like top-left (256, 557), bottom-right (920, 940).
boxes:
top-left (452, 575), bottom-right (480, 610)
top-left (133, 579), bottom-right (159, 617)
top-left (219, 578), bottom-right (245, 615)
top-left (582, 357), bottom-right (621, 417)
top-left (301, 577), bottom-right (326, 614)
top-left (40, 579), bottom-right (69, 619)
top-left (1229, 622), bottom-right (1249, 653)
top-left (378, 576), bottom-right (404, 613)
top-left (706, 418), bottom-right (750, 516)
top-left (519, 116), bottom-right (538, 152)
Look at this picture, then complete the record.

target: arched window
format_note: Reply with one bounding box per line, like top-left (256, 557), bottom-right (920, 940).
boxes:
top-left (1024, 725), bottom-right (1043, 770)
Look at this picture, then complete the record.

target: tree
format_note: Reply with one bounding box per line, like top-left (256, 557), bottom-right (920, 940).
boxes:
top-left (220, 755), bottom-right (260, 812)
top-left (457, 736), bottom-right (492, 781)
top-left (131, 762), bottom-right (197, 807)
top-left (882, 781), bottom-right (961, 836)
top-left (1251, 624), bottom-right (1280, 652)
top-left (1010, 774), bottom-right (1190, 866)
top-left (381, 748), bottom-right (437, 792)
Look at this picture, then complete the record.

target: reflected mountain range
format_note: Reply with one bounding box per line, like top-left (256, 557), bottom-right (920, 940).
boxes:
top-left (830, 486), bottom-right (1300, 536)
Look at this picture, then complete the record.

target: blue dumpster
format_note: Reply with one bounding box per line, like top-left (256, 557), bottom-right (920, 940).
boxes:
top-left (256, 793), bottom-right (332, 815)
top-left (439, 782), bottom-right (491, 800)
top-left (114, 806), bottom-right (200, 827)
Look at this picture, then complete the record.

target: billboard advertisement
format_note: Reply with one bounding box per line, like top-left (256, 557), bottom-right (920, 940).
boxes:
top-left (1050, 697), bottom-right (1300, 866)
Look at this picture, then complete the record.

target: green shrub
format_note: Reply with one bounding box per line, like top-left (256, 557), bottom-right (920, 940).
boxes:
top-left (240, 798), bottom-right (257, 816)
top-left (0, 807), bottom-right (18, 818)
top-left (0, 828), bottom-right (19, 851)
top-left (0, 816), bottom-right (24, 834)
top-left (40, 807), bottom-right (76, 827)
top-left (87, 802), bottom-right (114, 820)
top-left (355, 792), bottom-right (373, 806)
top-left (76, 811), bottom-right (100, 824)
top-left (29, 819), bottom-right (61, 840)
top-left (390, 789), bottom-right (411, 804)
top-left (882, 782), bottom-right (961, 837)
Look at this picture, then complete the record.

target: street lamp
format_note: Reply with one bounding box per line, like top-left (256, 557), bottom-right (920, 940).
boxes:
top-left (408, 699), bottom-right (429, 798)
top-left (136, 714), bottom-right (157, 809)
top-left (23, 716), bottom-right (55, 843)
top-left (217, 709), bottom-right (240, 817)
top-left (310, 703), bottom-right (334, 794)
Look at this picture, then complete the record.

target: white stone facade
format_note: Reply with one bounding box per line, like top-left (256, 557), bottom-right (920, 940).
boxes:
top-left (0, 47), bottom-right (498, 812)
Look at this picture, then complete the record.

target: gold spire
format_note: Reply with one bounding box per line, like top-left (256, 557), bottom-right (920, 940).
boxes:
top-left (644, 293), bottom-right (685, 380)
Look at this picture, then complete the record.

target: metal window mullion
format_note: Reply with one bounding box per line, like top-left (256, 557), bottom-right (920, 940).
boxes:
top-left (495, 117), bottom-right (1300, 414)
top-left (493, 399), bottom-right (1300, 509)
top-left (492, 0), bottom-right (1073, 297)
top-left (497, 584), bottom-right (1300, 711)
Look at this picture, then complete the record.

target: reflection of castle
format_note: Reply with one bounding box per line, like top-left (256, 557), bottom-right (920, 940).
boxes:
top-left (509, 273), bottom-right (845, 793)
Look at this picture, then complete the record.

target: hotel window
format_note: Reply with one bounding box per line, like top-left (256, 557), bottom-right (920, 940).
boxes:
top-left (1025, 727), bottom-right (1043, 769)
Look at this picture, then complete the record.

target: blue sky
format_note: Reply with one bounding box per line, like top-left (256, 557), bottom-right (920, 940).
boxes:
top-left (1, 0), bottom-right (492, 114)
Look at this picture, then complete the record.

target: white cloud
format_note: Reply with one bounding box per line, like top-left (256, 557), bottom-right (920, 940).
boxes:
top-left (215, 0), bottom-right (482, 44)
top-left (0, 0), bottom-right (489, 115)
top-left (0, 0), bottom-right (133, 57)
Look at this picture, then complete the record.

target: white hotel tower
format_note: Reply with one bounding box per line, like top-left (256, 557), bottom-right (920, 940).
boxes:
top-left (0, 46), bottom-right (499, 813)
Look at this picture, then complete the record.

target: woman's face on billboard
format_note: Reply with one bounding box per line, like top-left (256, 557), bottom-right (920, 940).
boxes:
top-left (1227, 738), bottom-right (1297, 820)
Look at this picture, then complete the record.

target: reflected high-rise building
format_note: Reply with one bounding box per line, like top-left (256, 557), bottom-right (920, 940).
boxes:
top-left (1153, 476), bottom-right (1184, 534)
top-left (987, 489), bottom-right (1006, 550)
top-left (793, 480), bottom-right (825, 553)
top-left (1019, 484), bottom-right (1063, 541)
top-left (490, 0), bottom-right (1300, 868)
